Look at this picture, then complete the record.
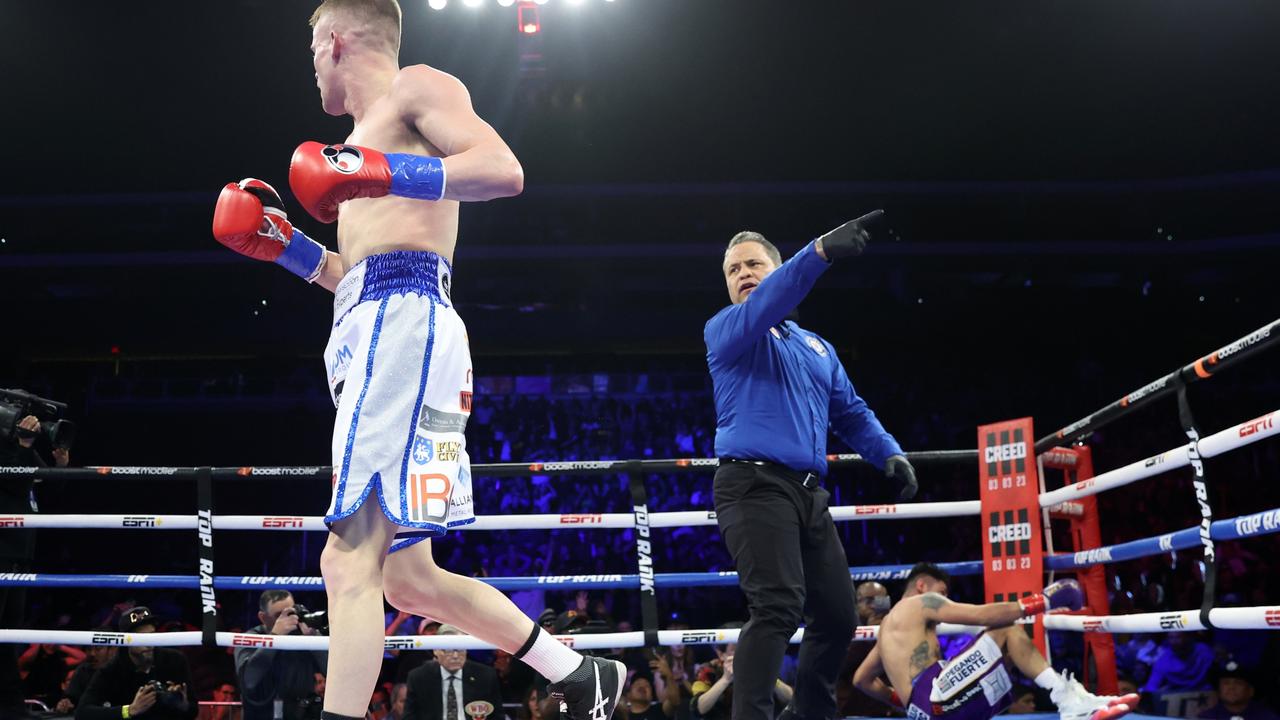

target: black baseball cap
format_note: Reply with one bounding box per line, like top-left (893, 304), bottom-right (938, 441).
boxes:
top-left (1213, 660), bottom-right (1255, 687)
top-left (554, 610), bottom-right (589, 635)
top-left (119, 606), bottom-right (159, 633)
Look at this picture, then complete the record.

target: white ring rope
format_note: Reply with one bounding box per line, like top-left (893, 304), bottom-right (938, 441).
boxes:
top-left (0, 500), bottom-right (982, 532)
top-left (6, 605), bottom-right (1277, 650)
top-left (1039, 409), bottom-right (1277, 508)
top-left (1044, 606), bottom-right (1280, 634)
top-left (0, 624), bottom-right (990, 651)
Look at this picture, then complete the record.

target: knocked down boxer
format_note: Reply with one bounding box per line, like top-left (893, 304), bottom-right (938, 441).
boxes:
top-left (854, 564), bottom-right (1139, 720)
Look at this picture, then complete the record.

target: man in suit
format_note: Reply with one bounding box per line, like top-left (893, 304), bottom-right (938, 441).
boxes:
top-left (406, 625), bottom-right (505, 720)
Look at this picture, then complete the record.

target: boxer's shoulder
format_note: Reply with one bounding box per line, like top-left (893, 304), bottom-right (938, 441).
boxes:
top-left (391, 63), bottom-right (469, 110)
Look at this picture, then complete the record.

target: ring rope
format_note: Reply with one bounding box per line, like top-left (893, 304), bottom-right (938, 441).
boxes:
top-left (0, 561), bottom-right (988, 592)
top-left (0, 500), bottom-right (980, 532)
top-left (5, 501), bottom-right (1277, 591)
top-left (4, 604), bottom-right (1279, 652)
top-left (1039, 408), bottom-right (1278, 507)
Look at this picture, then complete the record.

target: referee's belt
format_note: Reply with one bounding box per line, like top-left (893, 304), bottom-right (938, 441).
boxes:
top-left (719, 458), bottom-right (821, 489)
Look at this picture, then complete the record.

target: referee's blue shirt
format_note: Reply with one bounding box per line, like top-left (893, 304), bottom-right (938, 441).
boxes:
top-left (705, 241), bottom-right (903, 476)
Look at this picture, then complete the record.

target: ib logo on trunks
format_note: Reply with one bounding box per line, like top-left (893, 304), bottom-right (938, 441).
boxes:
top-left (321, 144), bottom-right (364, 174)
top-left (412, 436), bottom-right (434, 465)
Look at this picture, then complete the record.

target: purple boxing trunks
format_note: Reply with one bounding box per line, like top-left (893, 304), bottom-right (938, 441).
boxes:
top-left (906, 633), bottom-right (1013, 720)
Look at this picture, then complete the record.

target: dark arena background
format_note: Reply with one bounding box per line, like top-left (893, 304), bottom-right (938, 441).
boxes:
top-left (2, 1), bottom-right (1279, 719)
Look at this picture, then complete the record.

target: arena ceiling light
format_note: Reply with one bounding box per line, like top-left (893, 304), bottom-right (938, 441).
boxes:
top-left (463, 0), bottom-right (484, 7)
top-left (428, 0), bottom-right (447, 9)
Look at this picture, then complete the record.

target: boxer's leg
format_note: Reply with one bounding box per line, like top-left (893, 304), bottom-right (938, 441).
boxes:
top-left (985, 626), bottom-right (1050, 679)
top-left (320, 498), bottom-right (397, 717)
top-left (383, 539), bottom-right (582, 682)
top-left (384, 539), bottom-right (627, 720)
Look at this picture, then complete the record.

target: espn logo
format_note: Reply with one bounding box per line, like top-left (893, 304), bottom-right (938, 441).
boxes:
top-left (855, 505), bottom-right (898, 515)
top-left (1265, 610), bottom-right (1280, 628)
top-left (559, 514), bottom-right (603, 525)
top-left (262, 517), bottom-right (306, 528)
top-left (386, 638), bottom-right (420, 650)
top-left (1158, 614), bottom-right (1187, 630)
top-left (0, 517), bottom-right (25, 528)
top-left (1082, 620), bottom-right (1104, 632)
top-left (122, 517), bottom-right (158, 528)
top-left (92, 633), bottom-right (129, 645)
top-left (232, 635), bottom-right (275, 648)
top-left (680, 631), bottom-right (720, 644)
top-left (1239, 415), bottom-right (1275, 438)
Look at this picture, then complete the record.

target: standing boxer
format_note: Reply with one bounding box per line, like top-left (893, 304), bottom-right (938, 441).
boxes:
top-left (212, 3), bottom-right (624, 720)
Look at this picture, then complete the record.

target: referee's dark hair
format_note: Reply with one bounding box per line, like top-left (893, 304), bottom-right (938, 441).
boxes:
top-left (726, 231), bottom-right (782, 267)
top-left (904, 562), bottom-right (950, 587)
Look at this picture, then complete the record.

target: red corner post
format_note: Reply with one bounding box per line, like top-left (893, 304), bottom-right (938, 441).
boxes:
top-left (979, 419), bottom-right (1046, 654)
top-left (1042, 445), bottom-right (1118, 694)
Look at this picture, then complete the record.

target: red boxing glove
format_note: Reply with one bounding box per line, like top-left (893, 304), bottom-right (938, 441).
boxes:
top-left (289, 142), bottom-right (392, 224)
top-left (1018, 579), bottom-right (1084, 617)
top-left (212, 179), bottom-right (327, 281)
top-left (889, 690), bottom-right (904, 708)
top-left (289, 141), bottom-right (448, 224)
top-left (213, 179), bottom-right (288, 261)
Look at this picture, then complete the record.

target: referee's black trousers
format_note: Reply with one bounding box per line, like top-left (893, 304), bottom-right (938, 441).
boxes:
top-left (714, 461), bottom-right (857, 720)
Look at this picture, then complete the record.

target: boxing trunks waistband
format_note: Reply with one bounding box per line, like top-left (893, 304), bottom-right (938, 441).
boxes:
top-left (333, 249), bottom-right (453, 328)
top-left (719, 458), bottom-right (821, 489)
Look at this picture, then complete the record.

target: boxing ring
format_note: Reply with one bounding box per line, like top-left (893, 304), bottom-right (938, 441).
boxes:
top-left (1, 317), bottom-right (1278, 717)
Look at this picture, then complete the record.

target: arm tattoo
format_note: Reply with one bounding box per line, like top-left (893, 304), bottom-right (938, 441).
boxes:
top-left (909, 641), bottom-right (935, 676)
top-left (921, 593), bottom-right (946, 610)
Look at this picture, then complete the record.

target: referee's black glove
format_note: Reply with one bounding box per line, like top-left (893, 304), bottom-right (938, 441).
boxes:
top-left (885, 455), bottom-right (917, 501)
top-left (816, 209), bottom-right (884, 260)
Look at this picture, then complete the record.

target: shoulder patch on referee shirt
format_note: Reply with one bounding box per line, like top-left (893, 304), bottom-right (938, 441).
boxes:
top-left (805, 336), bottom-right (828, 356)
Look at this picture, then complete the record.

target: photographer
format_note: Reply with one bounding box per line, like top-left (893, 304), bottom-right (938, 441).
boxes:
top-left (76, 606), bottom-right (197, 720)
top-left (234, 590), bottom-right (328, 720)
top-left (1, 391), bottom-right (73, 718)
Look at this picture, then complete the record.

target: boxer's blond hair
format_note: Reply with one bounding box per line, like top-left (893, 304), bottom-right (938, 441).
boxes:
top-left (310, 0), bottom-right (403, 57)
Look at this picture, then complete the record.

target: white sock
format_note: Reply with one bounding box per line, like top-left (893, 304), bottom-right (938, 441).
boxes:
top-left (519, 628), bottom-right (583, 683)
top-left (1036, 668), bottom-right (1065, 694)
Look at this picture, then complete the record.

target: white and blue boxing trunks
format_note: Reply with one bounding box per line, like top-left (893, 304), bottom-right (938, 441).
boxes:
top-left (323, 250), bottom-right (475, 552)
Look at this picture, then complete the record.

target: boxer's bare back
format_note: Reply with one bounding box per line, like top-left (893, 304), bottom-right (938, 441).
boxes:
top-left (875, 594), bottom-right (943, 698)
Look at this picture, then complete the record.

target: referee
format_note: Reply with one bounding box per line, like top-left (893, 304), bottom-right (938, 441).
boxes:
top-left (703, 212), bottom-right (917, 720)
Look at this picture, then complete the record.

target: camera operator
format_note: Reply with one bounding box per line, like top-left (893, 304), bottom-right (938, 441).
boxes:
top-left (75, 606), bottom-right (197, 720)
top-left (0, 392), bottom-right (73, 718)
top-left (235, 590), bottom-right (328, 720)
